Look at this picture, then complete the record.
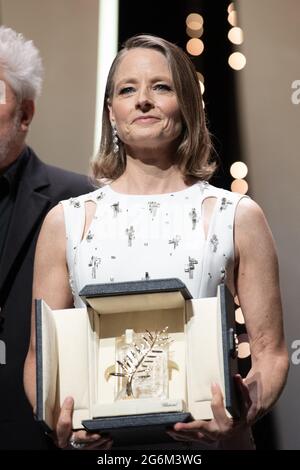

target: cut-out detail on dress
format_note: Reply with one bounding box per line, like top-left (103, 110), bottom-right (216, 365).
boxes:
top-left (201, 196), bottom-right (217, 240)
top-left (80, 200), bottom-right (97, 242)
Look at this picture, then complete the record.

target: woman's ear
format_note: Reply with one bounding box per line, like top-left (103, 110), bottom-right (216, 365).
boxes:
top-left (20, 99), bottom-right (35, 132)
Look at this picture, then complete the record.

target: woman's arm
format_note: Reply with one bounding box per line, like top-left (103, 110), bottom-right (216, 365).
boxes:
top-left (23, 204), bottom-right (111, 449)
top-left (24, 204), bottom-right (73, 407)
top-left (234, 198), bottom-right (289, 423)
top-left (172, 197), bottom-right (289, 445)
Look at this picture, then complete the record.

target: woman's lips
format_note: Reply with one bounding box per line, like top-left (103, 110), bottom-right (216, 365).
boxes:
top-left (133, 116), bottom-right (160, 124)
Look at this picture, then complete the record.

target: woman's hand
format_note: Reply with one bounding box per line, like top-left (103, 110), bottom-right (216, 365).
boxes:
top-left (168, 375), bottom-right (252, 445)
top-left (54, 397), bottom-right (113, 450)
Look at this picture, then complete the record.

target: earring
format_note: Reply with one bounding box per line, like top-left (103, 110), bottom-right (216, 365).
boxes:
top-left (112, 125), bottom-right (119, 154)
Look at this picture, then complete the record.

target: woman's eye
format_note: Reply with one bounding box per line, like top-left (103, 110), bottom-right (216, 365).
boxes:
top-left (154, 83), bottom-right (172, 91)
top-left (119, 86), bottom-right (135, 95)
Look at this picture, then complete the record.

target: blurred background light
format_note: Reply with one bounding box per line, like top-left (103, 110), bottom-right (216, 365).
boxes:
top-left (228, 51), bottom-right (246, 70)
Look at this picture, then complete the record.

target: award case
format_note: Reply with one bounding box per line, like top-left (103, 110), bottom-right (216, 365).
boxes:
top-left (35, 278), bottom-right (239, 445)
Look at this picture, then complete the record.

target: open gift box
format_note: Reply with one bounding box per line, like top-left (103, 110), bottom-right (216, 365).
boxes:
top-left (35, 278), bottom-right (240, 445)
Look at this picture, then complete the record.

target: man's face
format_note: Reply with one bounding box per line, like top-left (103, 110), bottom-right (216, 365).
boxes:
top-left (0, 72), bottom-right (22, 170)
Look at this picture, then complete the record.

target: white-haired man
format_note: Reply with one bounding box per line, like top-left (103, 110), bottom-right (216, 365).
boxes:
top-left (0, 26), bottom-right (93, 449)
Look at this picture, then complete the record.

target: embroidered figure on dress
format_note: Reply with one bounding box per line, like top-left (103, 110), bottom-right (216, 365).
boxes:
top-left (96, 192), bottom-right (104, 200)
top-left (86, 231), bottom-right (94, 242)
top-left (148, 201), bottom-right (160, 217)
top-left (199, 181), bottom-right (209, 193)
top-left (68, 273), bottom-right (76, 297)
top-left (210, 234), bottom-right (219, 253)
top-left (220, 197), bottom-right (233, 211)
top-left (189, 208), bottom-right (199, 230)
top-left (168, 235), bottom-right (181, 250)
top-left (88, 256), bottom-right (101, 279)
top-left (184, 256), bottom-right (198, 279)
top-left (69, 198), bottom-right (81, 208)
top-left (126, 226), bottom-right (135, 247)
top-left (111, 202), bottom-right (120, 217)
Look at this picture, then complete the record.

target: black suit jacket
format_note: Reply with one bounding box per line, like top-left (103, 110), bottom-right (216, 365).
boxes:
top-left (0, 147), bottom-right (94, 449)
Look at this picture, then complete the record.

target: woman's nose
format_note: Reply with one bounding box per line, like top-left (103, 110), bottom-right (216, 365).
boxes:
top-left (135, 87), bottom-right (154, 111)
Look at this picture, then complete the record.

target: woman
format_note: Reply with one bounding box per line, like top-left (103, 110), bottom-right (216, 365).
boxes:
top-left (24, 35), bottom-right (288, 449)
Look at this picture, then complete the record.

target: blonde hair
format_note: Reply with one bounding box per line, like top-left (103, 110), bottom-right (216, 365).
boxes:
top-left (92, 34), bottom-right (216, 182)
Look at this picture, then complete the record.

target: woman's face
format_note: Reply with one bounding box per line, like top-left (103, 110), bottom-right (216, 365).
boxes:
top-left (108, 48), bottom-right (182, 153)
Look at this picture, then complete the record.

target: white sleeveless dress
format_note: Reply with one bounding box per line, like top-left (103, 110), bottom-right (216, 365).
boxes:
top-left (61, 181), bottom-right (245, 305)
top-left (60, 181), bottom-right (254, 449)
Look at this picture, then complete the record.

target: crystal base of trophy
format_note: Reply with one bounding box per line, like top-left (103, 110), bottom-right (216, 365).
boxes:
top-left (35, 278), bottom-right (239, 446)
top-left (111, 327), bottom-right (170, 401)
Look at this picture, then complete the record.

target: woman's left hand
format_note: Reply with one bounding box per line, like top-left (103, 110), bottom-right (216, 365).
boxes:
top-left (56, 397), bottom-right (113, 450)
top-left (168, 375), bottom-right (252, 444)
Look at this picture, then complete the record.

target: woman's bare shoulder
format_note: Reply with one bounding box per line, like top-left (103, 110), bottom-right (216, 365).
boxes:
top-left (41, 203), bottom-right (65, 230)
top-left (37, 204), bottom-right (67, 248)
top-left (236, 197), bottom-right (270, 230)
top-left (235, 197), bottom-right (276, 257)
